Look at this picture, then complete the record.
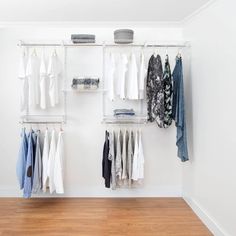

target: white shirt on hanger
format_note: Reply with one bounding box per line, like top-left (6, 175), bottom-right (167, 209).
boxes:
top-left (122, 130), bottom-right (128, 180)
top-left (26, 51), bottom-right (40, 107)
top-left (139, 53), bottom-right (146, 99)
top-left (47, 129), bottom-right (56, 194)
top-left (39, 52), bottom-right (47, 109)
top-left (105, 53), bottom-right (115, 101)
top-left (48, 51), bottom-right (61, 107)
top-left (54, 131), bottom-right (64, 194)
top-left (18, 50), bottom-right (28, 111)
top-left (138, 130), bottom-right (144, 180)
top-left (132, 130), bottom-right (139, 181)
top-left (115, 54), bottom-right (128, 99)
top-left (42, 129), bottom-right (49, 192)
top-left (127, 53), bottom-right (139, 100)
top-left (115, 130), bottom-right (122, 181)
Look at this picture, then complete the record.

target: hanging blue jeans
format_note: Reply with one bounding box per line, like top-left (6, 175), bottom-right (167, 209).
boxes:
top-left (172, 57), bottom-right (189, 162)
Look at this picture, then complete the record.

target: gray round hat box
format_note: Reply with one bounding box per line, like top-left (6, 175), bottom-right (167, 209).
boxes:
top-left (114, 29), bottom-right (134, 44)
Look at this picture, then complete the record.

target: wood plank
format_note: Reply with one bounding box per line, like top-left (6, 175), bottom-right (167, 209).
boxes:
top-left (0, 198), bottom-right (212, 236)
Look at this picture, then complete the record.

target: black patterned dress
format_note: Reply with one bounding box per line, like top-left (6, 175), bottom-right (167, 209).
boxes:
top-left (163, 55), bottom-right (173, 128)
top-left (146, 54), bottom-right (165, 127)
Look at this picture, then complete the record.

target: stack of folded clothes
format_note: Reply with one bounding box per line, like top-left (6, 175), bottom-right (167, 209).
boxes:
top-left (113, 109), bottom-right (135, 117)
top-left (71, 34), bottom-right (96, 43)
top-left (71, 77), bottom-right (99, 90)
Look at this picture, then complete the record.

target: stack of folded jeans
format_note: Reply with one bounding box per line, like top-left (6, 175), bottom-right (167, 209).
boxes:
top-left (71, 34), bottom-right (96, 43)
top-left (113, 109), bottom-right (135, 117)
top-left (71, 78), bottom-right (99, 90)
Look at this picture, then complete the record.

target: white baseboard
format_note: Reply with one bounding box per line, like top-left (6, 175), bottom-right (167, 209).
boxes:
top-left (184, 196), bottom-right (229, 236)
top-left (0, 185), bottom-right (182, 198)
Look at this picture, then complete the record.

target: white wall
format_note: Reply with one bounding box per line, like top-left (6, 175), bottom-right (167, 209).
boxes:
top-left (0, 26), bottom-right (184, 197)
top-left (183, 0), bottom-right (236, 235)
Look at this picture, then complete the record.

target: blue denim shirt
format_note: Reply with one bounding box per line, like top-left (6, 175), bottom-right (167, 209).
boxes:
top-left (23, 130), bottom-right (36, 198)
top-left (172, 57), bottom-right (189, 162)
top-left (16, 128), bottom-right (28, 189)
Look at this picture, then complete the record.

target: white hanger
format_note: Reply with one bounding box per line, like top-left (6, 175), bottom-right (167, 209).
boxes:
top-left (53, 48), bottom-right (57, 56)
top-left (22, 47), bottom-right (27, 57)
top-left (177, 48), bottom-right (182, 58)
top-left (32, 48), bottom-right (37, 56)
top-left (60, 123), bottom-right (63, 132)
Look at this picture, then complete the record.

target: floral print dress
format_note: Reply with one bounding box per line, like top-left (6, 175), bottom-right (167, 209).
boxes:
top-left (163, 55), bottom-right (173, 128)
top-left (146, 54), bottom-right (165, 127)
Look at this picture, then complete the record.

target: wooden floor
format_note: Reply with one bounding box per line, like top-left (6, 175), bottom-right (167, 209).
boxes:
top-left (0, 198), bottom-right (212, 236)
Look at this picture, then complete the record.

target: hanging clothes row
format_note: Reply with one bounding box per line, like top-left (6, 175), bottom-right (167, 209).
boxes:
top-left (18, 49), bottom-right (62, 111)
top-left (16, 128), bottom-right (65, 198)
top-left (146, 53), bottom-right (189, 162)
top-left (102, 128), bottom-right (144, 190)
top-left (104, 52), bottom-right (146, 101)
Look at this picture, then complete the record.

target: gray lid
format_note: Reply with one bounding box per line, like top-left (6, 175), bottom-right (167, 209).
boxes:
top-left (114, 29), bottom-right (134, 34)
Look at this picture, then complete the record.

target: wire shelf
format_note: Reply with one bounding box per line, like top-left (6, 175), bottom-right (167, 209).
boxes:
top-left (102, 115), bottom-right (147, 124)
top-left (20, 115), bottom-right (66, 124)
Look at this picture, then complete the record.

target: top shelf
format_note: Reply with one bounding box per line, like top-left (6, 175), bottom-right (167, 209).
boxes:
top-left (18, 40), bottom-right (189, 48)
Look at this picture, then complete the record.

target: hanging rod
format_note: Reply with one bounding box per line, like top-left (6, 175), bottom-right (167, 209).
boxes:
top-left (102, 121), bottom-right (147, 125)
top-left (18, 41), bottom-right (189, 48)
top-left (19, 121), bottom-right (65, 124)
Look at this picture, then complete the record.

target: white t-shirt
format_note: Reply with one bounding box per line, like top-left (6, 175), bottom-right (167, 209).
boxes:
top-left (26, 52), bottom-right (40, 107)
top-left (48, 52), bottom-right (61, 107)
top-left (39, 53), bottom-right (47, 109)
top-left (48, 129), bottom-right (57, 194)
top-left (18, 51), bottom-right (28, 111)
top-left (54, 131), bottom-right (64, 194)
top-left (127, 54), bottom-right (138, 100)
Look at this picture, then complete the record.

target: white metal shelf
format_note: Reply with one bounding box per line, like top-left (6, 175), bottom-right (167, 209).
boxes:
top-left (18, 40), bottom-right (189, 48)
top-left (63, 88), bottom-right (105, 93)
top-left (102, 115), bottom-right (147, 124)
top-left (20, 115), bottom-right (66, 124)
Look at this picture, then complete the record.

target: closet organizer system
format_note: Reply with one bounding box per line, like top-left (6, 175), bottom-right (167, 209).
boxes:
top-left (17, 40), bottom-right (189, 198)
